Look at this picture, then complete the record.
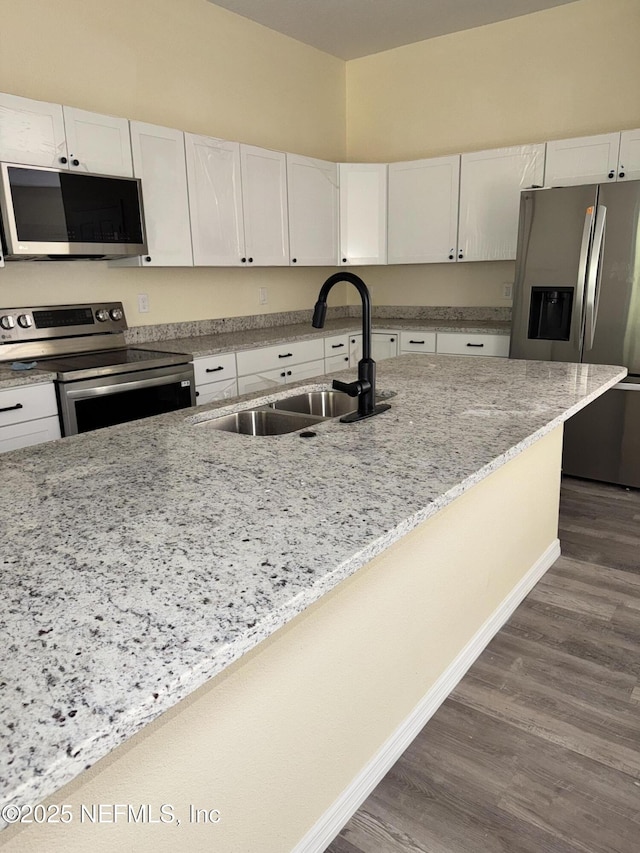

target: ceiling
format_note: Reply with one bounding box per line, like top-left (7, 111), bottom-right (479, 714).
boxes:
top-left (206, 0), bottom-right (579, 60)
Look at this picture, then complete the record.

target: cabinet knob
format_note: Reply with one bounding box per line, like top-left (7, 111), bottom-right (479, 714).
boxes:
top-left (248, 257), bottom-right (253, 263)
top-left (71, 158), bottom-right (80, 167)
top-left (145, 256), bottom-right (151, 263)
top-left (608, 170), bottom-right (615, 179)
top-left (292, 258), bottom-right (297, 263)
top-left (195, 391), bottom-right (200, 397)
top-left (241, 257), bottom-right (247, 263)
top-left (458, 252), bottom-right (463, 259)
top-left (286, 370), bottom-right (292, 376)
top-left (59, 156), bottom-right (68, 164)
top-left (280, 371), bottom-right (286, 378)
top-left (342, 258), bottom-right (347, 263)
top-left (619, 171), bottom-right (625, 178)
top-left (448, 254), bottom-right (454, 260)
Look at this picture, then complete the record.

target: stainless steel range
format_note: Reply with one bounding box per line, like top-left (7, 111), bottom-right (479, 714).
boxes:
top-left (0, 302), bottom-right (195, 436)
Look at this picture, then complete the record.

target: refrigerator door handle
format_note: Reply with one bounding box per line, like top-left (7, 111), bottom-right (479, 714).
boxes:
top-left (575, 205), bottom-right (596, 351)
top-left (584, 204), bottom-right (607, 351)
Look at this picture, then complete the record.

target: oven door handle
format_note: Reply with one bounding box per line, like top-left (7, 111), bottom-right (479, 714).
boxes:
top-left (62, 369), bottom-right (192, 401)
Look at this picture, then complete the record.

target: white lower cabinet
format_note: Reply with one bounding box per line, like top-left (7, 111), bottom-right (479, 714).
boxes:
top-left (236, 339), bottom-right (325, 395)
top-left (0, 382), bottom-right (61, 453)
top-left (399, 331), bottom-right (436, 353)
top-left (436, 332), bottom-right (510, 357)
top-left (325, 353), bottom-right (350, 372)
top-left (193, 353), bottom-right (238, 405)
top-left (348, 333), bottom-right (362, 367)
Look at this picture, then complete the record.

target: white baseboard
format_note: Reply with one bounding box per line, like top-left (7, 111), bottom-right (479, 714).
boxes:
top-left (291, 538), bottom-right (561, 853)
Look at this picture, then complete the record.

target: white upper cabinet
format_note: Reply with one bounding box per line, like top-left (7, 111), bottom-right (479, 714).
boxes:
top-left (286, 153), bottom-right (338, 266)
top-left (0, 92), bottom-right (67, 168)
top-left (544, 133), bottom-right (621, 186)
top-left (62, 107), bottom-right (132, 176)
top-left (185, 134), bottom-right (245, 266)
top-left (458, 144), bottom-right (545, 262)
top-left (128, 121), bottom-right (193, 267)
top-left (239, 144), bottom-right (289, 266)
top-left (339, 163), bottom-right (387, 265)
top-left (617, 129), bottom-right (640, 182)
top-left (388, 155), bottom-right (460, 264)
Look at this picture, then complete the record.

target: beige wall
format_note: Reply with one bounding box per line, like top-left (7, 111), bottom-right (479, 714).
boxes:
top-left (346, 0), bottom-right (640, 308)
top-left (0, 427), bottom-right (562, 853)
top-left (0, 0), bottom-right (346, 324)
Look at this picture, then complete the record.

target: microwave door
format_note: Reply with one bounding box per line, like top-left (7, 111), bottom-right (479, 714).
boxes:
top-left (510, 185), bottom-right (597, 363)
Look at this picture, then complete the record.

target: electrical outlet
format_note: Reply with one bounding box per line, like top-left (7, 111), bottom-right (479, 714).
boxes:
top-left (137, 293), bottom-right (149, 313)
top-left (502, 283), bottom-right (513, 299)
top-left (259, 287), bottom-right (268, 305)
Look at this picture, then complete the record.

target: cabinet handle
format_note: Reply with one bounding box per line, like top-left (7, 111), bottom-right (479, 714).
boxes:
top-left (59, 156), bottom-right (67, 164)
top-left (205, 366), bottom-right (224, 373)
top-left (466, 343), bottom-right (484, 348)
top-left (331, 343), bottom-right (345, 349)
top-left (409, 339), bottom-right (425, 344)
top-left (608, 170), bottom-right (615, 179)
top-left (0, 402), bottom-right (23, 414)
top-left (278, 352), bottom-right (293, 359)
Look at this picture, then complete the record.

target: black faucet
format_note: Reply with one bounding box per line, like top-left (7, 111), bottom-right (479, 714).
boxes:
top-left (312, 272), bottom-right (391, 423)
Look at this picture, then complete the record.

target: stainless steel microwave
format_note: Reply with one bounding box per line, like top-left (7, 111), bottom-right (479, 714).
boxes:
top-left (0, 162), bottom-right (147, 259)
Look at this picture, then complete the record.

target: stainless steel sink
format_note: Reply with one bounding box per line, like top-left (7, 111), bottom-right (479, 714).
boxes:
top-left (197, 408), bottom-right (324, 436)
top-left (268, 390), bottom-right (357, 418)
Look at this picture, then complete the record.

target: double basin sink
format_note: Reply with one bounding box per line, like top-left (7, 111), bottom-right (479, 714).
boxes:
top-left (199, 390), bottom-right (358, 436)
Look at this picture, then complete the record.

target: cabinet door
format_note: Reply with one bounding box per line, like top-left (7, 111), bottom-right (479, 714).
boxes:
top-left (196, 377), bottom-right (238, 406)
top-left (388, 156), bottom-right (460, 264)
top-left (0, 416), bottom-right (61, 453)
top-left (62, 107), bottom-right (133, 176)
top-left (325, 353), bottom-right (350, 372)
top-left (185, 134), bottom-right (246, 266)
top-left (371, 332), bottom-right (398, 361)
top-left (0, 92), bottom-right (67, 167)
top-left (458, 144), bottom-right (545, 262)
top-left (399, 331), bottom-right (436, 353)
top-left (240, 144), bottom-right (289, 266)
top-left (339, 163), bottom-right (387, 265)
top-left (544, 133), bottom-right (620, 186)
top-left (129, 121), bottom-right (193, 266)
top-left (349, 333), bottom-right (362, 367)
top-left (286, 154), bottom-right (338, 266)
top-left (436, 332), bottom-right (510, 357)
top-left (287, 360), bottom-right (326, 383)
top-left (237, 368), bottom-right (286, 396)
top-left (617, 129), bottom-right (640, 182)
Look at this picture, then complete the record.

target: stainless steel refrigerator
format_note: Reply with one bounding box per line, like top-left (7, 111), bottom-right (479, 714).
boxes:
top-left (510, 181), bottom-right (640, 488)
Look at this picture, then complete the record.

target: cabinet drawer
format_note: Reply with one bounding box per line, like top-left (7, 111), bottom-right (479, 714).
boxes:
top-left (193, 352), bottom-right (237, 386)
top-left (0, 382), bottom-right (58, 427)
top-left (236, 339), bottom-right (324, 376)
top-left (323, 334), bottom-right (349, 357)
top-left (399, 331), bottom-right (436, 353)
top-left (0, 416), bottom-right (61, 454)
top-left (436, 333), bottom-right (510, 357)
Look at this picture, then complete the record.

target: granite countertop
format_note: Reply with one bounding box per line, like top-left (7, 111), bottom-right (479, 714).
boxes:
top-left (133, 318), bottom-right (511, 358)
top-left (0, 366), bottom-right (57, 390)
top-left (0, 354), bottom-right (625, 823)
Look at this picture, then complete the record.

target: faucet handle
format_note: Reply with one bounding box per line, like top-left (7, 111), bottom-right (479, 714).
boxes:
top-left (332, 378), bottom-right (371, 397)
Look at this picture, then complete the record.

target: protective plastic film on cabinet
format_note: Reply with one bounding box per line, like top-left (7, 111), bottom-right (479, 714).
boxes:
top-left (457, 143), bottom-right (545, 262)
top-left (0, 94), bottom-right (68, 168)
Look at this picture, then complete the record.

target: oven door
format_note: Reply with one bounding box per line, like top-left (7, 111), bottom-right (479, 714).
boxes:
top-left (57, 364), bottom-right (196, 436)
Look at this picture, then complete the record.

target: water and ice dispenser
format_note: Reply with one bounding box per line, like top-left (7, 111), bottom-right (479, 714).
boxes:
top-left (527, 287), bottom-right (574, 341)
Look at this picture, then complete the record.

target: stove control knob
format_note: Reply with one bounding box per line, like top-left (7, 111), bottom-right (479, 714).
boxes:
top-left (109, 307), bottom-right (124, 321)
top-left (17, 314), bottom-right (33, 329)
top-left (0, 315), bottom-right (15, 330)
top-left (95, 309), bottom-right (110, 322)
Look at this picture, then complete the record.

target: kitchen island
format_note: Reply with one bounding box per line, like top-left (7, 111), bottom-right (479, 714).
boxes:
top-left (0, 354), bottom-right (625, 853)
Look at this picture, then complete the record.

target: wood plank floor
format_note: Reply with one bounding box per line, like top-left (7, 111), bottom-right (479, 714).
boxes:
top-left (325, 477), bottom-right (640, 853)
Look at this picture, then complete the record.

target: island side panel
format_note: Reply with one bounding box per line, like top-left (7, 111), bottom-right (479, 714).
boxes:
top-left (1, 426), bottom-right (563, 853)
